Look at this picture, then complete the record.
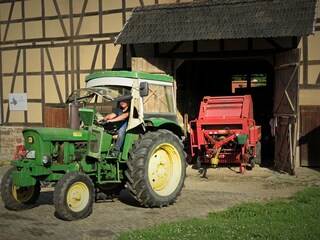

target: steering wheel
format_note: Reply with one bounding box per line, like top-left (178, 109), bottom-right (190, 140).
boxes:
top-left (104, 95), bottom-right (114, 101)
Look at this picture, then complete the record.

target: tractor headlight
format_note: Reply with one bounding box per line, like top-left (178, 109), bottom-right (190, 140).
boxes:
top-left (42, 155), bottom-right (52, 167)
top-left (27, 136), bottom-right (34, 144)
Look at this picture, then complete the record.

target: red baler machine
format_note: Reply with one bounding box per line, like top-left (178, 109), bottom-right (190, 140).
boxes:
top-left (189, 95), bottom-right (261, 175)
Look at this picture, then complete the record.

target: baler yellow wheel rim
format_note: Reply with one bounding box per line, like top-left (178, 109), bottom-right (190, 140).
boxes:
top-left (148, 143), bottom-right (182, 196)
top-left (66, 182), bottom-right (90, 212)
top-left (12, 186), bottom-right (35, 202)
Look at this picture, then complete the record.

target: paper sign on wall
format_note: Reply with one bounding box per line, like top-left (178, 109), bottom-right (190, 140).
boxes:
top-left (9, 93), bottom-right (28, 111)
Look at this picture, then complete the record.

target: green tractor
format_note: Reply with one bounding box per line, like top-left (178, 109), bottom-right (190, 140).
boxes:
top-left (0, 71), bottom-right (186, 221)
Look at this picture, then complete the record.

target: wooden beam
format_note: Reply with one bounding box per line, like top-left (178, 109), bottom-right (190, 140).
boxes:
top-left (3, 1), bottom-right (15, 42)
top-left (41, 48), bottom-right (45, 126)
top-left (102, 44), bottom-right (106, 70)
top-left (157, 48), bottom-right (291, 59)
top-left (0, 8), bottom-right (132, 25)
top-left (21, 0), bottom-right (25, 40)
top-left (70, 44), bottom-right (75, 92)
top-left (168, 42), bottom-right (183, 54)
top-left (41, 0), bottom-right (46, 38)
top-left (99, 0), bottom-right (103, 34)
top-left (122, 0), bottom-right (126, 24)
top-left (53, 0), bottom-right (68, 37)
top-left (69, 0), bottom-right (74, 37)
top-left (64, 46), bottom-right (69, 99)
top-left (0, 50), bottom-right (3, 124)
top-left (76, 45), bottom-right (80, 89)
top-left (23, 49), bottom-right (27, 122)
top-left (122, 45), bottom-right (127, 69)
top-left (129, 44), bottom-right (136, 57)
top-left (0, 32), bottom-right (118, 46)
top-left (45, 48), bottom-right (64, 103)
top-left (90, 44), bottom-right (100, 73)
top-left (6, 50), bottom-right (21, 123)
top-left (300, 84), bottom-right (320, 89)
top-left (302, 36), bottom-right (308, 85)
top-left (75, 0), bottom-right (88, 36)
top-left (263, 38), bottom-right (283, 49)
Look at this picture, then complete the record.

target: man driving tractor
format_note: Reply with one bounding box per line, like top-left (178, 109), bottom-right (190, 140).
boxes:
top-left (98, 99), bottom-right (130, 157)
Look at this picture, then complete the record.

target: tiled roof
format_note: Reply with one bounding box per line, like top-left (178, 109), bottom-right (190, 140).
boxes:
top-left (115, 0), bottom-right (319, 44)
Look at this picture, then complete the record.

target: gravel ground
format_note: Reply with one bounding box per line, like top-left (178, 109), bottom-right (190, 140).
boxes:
top-left (0, 164), bottom-right (319, 240)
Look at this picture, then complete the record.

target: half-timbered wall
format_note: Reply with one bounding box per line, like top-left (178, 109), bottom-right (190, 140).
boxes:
top-left (2, 0), bottom-right (319, 126)
top-left (0, 0), bottom-right (192, 126)
top-left (299, 5), bottom-right (320, 105)
top-left (297, 5), bottom-right (320, 166)
top-left (0, 0), bottom-right (195, 160)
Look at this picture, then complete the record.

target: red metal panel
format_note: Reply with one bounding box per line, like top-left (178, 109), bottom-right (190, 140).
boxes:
top-left (249, 126), bottom-right (261, 144)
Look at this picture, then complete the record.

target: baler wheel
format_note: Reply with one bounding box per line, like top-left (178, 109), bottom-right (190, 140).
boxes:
top-left (199, 166), bottom-right (208, 178)
top-left (240, 164), bottom-right (246, 174)
top-left (125, 129), bottom-right (186, 207)
top-left (54, 171), bottom-right (94, 221)
top-left (1, 167), bottom-right (40, 211)
top-left (254, 141), bottom-right (262, 165)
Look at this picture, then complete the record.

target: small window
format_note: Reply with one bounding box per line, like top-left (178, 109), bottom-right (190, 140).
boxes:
top-left (142, 84), bottom-right (174, 113)
top-left (231, 74), bottom-right (267, 93)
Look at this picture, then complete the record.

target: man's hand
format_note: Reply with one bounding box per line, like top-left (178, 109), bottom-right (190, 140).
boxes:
top-left (97, 116), bottom-right (104, 123)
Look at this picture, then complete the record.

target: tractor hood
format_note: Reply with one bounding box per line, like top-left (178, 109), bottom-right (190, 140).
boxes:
top-left (23, 128), bottom-right (89, 141)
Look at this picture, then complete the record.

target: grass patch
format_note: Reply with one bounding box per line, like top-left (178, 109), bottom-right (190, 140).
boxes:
top-left (117, 187), bottom-right (320, 240)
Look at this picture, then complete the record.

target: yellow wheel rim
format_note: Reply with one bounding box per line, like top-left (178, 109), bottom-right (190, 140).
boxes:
top-left (12, 186), bottom-right (35, 202)
top-left (66, 182), bottom-right (89, 212)
top-left (148, 143), bottom-right (182, 196)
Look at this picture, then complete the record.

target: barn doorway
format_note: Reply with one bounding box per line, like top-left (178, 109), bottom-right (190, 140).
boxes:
top-left (175, 58), bottom-right (275, 166)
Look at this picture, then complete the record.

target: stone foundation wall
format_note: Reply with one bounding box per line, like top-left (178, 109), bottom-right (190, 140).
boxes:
top-left (0, 126), bottom-right (24, 161)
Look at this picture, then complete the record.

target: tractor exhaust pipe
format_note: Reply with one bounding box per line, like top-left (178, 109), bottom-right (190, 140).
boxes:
top-left (69, 103), bottom-right (80, 130)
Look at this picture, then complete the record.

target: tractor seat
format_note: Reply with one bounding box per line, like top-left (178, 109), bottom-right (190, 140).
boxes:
top-left (103, 125), bottom-right (118, 135)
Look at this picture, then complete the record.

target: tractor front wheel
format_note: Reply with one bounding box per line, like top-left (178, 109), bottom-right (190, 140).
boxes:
top-left (0, 167), bottom-right (40, 211)
top-left (126, 129), bottom-right (186, 207)
top-left (53, 171), bottom-right (94, 221)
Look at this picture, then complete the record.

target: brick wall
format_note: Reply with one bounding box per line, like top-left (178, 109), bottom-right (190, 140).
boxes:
top-left (0, 126), bottom-right (24, 161)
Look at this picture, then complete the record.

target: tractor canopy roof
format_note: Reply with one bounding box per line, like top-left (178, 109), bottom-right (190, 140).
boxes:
top-left (66, 87), bottom-right (131, 105)
top-left (85, 71), bottom-right (173, 88)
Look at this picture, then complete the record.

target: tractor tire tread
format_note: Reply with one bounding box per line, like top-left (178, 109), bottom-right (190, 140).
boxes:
top-left (0, 167), bottom-right (40, 211)
top-left (53, 171), bottom-right (95, 221)
top-left (125, 130), bottom-right (186, 208)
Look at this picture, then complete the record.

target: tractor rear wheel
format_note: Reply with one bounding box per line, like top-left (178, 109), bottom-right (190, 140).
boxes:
top-left (125, 129), bottom-right (186, 207)
top-left (0, 167), bottom-right (40, 211)
top-left (53, 171), bottom-right (94, 221)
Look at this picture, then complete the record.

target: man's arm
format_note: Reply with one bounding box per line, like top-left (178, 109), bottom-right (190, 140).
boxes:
top-left (106, 112), bottom-right (129, 123)
top-left (104, 112), bottom-right (117, 121)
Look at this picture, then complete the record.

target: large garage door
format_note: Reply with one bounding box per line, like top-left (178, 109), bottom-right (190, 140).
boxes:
top-left (274, 49), bottom-right (299, 175)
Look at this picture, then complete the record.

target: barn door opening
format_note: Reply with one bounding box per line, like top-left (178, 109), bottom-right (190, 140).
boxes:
top-left (274, 49), bottom-right (299, 175)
